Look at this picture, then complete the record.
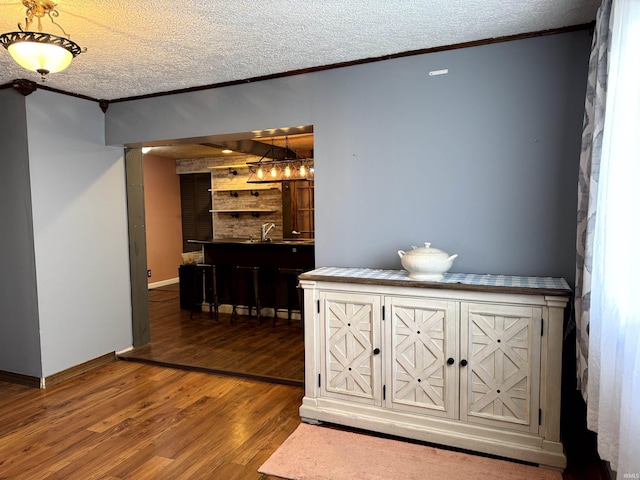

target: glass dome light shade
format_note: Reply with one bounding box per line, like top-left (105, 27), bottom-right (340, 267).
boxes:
top-left (8, 39), bottom-right (73, 74)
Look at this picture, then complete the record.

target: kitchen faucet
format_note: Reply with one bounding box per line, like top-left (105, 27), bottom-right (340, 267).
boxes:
top-left (260, 222), bottom-right (276, 242)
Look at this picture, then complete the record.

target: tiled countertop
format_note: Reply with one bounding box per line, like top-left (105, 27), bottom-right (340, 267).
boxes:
top-left (299, 267), bottom-right (572, 296)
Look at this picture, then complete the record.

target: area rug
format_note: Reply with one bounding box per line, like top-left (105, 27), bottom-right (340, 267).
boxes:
top-left (258, 423), bottom-right (562, 480)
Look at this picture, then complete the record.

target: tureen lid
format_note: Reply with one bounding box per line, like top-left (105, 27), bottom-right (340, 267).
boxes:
top-left (406, 242), bottom-right (449, 257)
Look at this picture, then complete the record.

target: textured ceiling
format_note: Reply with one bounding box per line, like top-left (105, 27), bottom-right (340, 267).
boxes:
top-left (0, 0), bottom-right (598, 101)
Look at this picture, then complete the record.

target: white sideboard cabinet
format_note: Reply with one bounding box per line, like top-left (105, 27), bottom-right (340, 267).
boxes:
top-left (298, 267), bottom-right (571, 470)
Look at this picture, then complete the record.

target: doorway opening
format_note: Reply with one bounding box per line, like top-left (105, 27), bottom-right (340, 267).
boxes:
top-left (120, 128), bottom-right (314, 385)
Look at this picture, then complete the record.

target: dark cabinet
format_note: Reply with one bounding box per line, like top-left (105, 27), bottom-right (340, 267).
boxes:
top-left (178, 264), bottom-right (200, 309)
top-left (181, 240), bottom-right (314, 313)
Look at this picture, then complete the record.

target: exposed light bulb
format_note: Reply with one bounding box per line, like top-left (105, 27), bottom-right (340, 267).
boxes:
top-left (270, 166), bottom-right (277, 177)
top-left (299, 164), bottom-right (306, 177)
top-left (257, 167), bottom-right (264, 179)
top-left (284, 165), bottom-right (291, 178)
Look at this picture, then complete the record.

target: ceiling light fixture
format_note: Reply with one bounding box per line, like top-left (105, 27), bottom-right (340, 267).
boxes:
top-left (0, 0), bottom-right (85, 81)
top-left (247, 137), bottom-right (314, 184)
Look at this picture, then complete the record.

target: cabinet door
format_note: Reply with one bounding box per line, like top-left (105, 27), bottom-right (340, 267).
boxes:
top-left (386, 296), bottom-right (458, 419)
top-left (460, 302), bottom-right (541, 433)
top-left (319, 291), bottom-right (382, 406)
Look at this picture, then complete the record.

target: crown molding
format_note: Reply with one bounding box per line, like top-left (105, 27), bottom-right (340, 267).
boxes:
top-left (1, 23), bottom-right (592, 107)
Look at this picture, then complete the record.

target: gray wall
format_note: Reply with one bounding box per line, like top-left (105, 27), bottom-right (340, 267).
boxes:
top-left (0, 89), bottom-right (42, 377)
top-left (106, 31), bottom-right (591, 285)
top-left (0, 88), bottom-right (133, 379)
top-left (25, 90), bottom-right (133, 377)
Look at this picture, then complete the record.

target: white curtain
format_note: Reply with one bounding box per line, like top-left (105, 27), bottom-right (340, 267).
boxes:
top-left (585, 0), bottom-right (640, 475)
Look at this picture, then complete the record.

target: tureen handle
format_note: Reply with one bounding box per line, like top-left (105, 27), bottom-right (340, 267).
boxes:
top-left (447, 254), bottom-right (459, 262)
top-left (398, 250), bottom-right (405, 258)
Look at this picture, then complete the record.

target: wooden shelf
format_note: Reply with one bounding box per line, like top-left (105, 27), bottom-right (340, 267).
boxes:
top-left (210, 208), bottom-right (276, 218)
top-left (211, 209), bottom-right (275, 213)
top-left (208, 164), bottom-right (249, 170)
top-left (209, 186), bottom-right (278, 192)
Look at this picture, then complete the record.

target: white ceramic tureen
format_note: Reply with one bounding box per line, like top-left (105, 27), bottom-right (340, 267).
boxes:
top-left (398, 243), bottom-right (458, 281)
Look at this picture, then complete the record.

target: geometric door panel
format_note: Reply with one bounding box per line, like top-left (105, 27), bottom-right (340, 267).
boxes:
top-left (460, 303), bottom-right (541, 433)
top-left (320, 291), bottom-right (382, 406)
top-left (386, 296), bottom-right (458, 419)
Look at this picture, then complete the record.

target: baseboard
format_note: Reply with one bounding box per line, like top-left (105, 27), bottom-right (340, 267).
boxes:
top-left (0, 370), bottom-right (41, 389)
top-left (116, 346), bottom-right (135, 355)
top-left (148, 277), bottom-right (179, 289)
top-left (43, 352), bottom-right (116, 388)
top-left (200, 303), bottom-right (302, 320)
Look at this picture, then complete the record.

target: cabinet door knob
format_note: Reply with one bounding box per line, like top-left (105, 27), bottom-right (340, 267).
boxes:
top-left (373, 348), bottom-right (381, 355)
top-left (460, 359), bottom-right (468, 367)
top-left (447, 357), bottom-right (455, 365)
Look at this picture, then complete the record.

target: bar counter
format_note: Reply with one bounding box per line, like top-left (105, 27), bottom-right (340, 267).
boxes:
top-left (182, 238), bottom-right (315, 317)
top-left (189, 238), bottom-right (314, 270)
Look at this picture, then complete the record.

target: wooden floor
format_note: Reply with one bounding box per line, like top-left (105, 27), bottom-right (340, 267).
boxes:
top-left (0, 361), bottom-right (610, 480)
top-left (118, 283), bottom-right (610, 480)
top-left (0, 283), bottom-right (610, 479)
top-left (120, 285), bottom-right (304, 385)
top-left (0, 361), bottom-right (301, 479)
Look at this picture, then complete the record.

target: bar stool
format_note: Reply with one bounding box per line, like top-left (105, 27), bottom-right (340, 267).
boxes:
top-left (190, 263), bottom-right (218, 320)
top-left (274, 267), bottom-right (304, 327)
top-left (230, 265), bottom-right (262, 325)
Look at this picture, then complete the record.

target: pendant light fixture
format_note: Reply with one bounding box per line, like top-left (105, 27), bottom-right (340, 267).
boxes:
top-left (247, 137), bottom-right (314, 184)
top-left (0, 0), bottom-right (85, 81)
